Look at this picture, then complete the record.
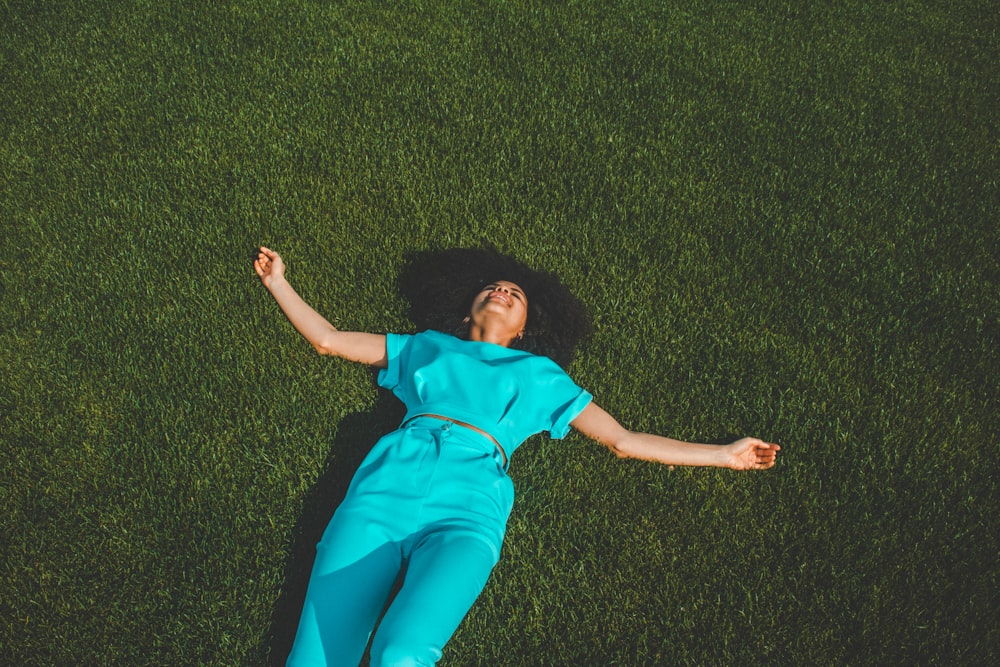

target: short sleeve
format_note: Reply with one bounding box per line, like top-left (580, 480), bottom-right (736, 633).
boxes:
top-left (536, 360), bottom-right (592, 439)
top-left (549, 387), bottom-right (593, 439)
top-left (377, 333), bottom-right (410, 391)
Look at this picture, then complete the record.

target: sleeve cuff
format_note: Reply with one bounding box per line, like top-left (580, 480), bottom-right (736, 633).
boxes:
top-left (376, 333), bottom-right (405, 391)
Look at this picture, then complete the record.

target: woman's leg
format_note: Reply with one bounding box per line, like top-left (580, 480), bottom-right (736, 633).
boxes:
top-left (286, 515), bottom-right (404, 667)
top-left (369, 531), bottom-right (500, 667)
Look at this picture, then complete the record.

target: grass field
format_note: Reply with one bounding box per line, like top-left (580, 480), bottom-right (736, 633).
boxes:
top-left (2, 1), bottom-right (997, 665)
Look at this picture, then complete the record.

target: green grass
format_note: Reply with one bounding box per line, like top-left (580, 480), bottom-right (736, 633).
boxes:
top-left (1, 0), bottom-right (996, 664)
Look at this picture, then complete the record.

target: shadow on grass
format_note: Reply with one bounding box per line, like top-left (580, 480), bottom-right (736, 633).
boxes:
top-left (258, 378), bottom-right (405, 667)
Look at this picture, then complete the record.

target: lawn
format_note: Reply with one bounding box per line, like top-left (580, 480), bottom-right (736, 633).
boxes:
top-left (1, 0), bottom-right (996, 665)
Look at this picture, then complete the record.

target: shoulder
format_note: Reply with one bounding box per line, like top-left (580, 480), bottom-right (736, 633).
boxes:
top-left (387, 329), bottom-right (467, 358)
top-left (404, 329), bottom-right (462, 349)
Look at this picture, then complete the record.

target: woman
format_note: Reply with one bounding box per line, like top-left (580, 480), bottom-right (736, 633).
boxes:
top-left (254, 246), bottom-right (779, 667)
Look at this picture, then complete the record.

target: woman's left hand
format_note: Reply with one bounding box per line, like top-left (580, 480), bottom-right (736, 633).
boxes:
top-left (254, 246), bottom-right (286, 289)
top-left (726, 438), bottom-right (781, 470)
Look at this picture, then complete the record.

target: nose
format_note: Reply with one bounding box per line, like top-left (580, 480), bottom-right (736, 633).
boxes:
top-left (489, 286), bottom-right (514, 302)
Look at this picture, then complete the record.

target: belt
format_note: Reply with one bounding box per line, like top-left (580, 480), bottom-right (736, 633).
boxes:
top-left (402, 413), bottom-right (508, 469)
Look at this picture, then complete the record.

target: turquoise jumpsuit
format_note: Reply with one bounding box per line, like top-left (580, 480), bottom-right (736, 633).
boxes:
top-left (286, 330), bottom-right (593, 666)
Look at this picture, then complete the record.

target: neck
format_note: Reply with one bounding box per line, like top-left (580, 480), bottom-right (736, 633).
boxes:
top-left (466, 322), bottom-right (516, 347)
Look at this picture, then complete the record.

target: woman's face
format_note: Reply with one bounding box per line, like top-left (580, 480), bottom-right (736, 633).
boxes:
top-left (468, 280), bottom-right (529, 341)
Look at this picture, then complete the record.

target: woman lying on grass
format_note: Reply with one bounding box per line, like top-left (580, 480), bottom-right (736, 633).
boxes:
top-left (254, 246), bottom-right (779, 667)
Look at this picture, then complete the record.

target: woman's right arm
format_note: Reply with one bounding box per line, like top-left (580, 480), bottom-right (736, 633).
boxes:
top-left (255, 247), bottom-right (388, 367)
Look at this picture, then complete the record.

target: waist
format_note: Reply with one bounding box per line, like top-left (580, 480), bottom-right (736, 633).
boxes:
top-left (402, 413), bottom-right (508, 470)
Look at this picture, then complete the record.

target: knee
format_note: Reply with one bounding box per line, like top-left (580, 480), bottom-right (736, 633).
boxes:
top-left (369, 637), bottom-right (443, 667)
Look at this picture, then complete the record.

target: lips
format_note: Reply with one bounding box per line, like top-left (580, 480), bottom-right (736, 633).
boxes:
top-left (487, 292), bottom-right (510, 305)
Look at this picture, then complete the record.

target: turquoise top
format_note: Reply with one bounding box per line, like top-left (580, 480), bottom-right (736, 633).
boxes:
top-left (378, 330), bottom-right (593, 458)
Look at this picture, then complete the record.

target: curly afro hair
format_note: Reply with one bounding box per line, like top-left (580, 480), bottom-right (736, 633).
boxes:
top-left (397, 247), bottom-right (592, 369)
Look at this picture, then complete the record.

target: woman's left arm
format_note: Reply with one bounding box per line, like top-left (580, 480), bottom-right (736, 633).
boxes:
top-left (570, 402), bottom-right (780, 470)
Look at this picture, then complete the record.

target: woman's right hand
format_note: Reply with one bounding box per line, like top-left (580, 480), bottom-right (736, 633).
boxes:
top-left (254, 246), bottom-right (286, 289)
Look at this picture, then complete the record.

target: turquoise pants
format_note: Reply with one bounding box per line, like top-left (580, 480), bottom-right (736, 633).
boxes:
top-left (286, 417), bottom-right (514, 667)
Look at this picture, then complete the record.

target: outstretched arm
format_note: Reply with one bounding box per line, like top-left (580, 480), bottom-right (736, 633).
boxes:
top-left (254, 247), bottom-right (388, 367)
top-left (570, 402), bottom-right (779, 470)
